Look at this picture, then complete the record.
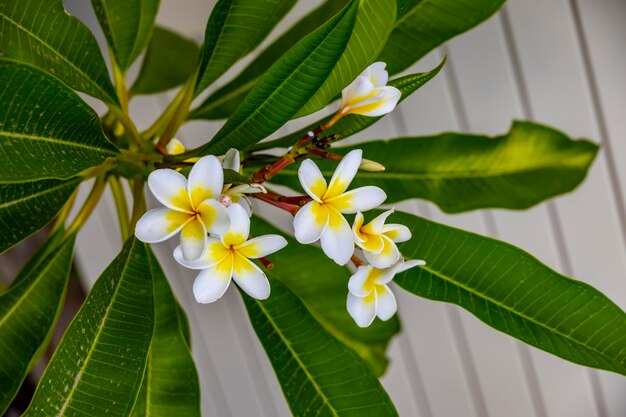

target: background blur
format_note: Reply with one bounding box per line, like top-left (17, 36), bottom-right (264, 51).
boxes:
top-left (6, 0), bottom-right (626, 416)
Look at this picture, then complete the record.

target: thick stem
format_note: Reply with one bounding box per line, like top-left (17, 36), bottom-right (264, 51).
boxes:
top-left (351, 254), bottom-right (366, 268)
top-left (51, 188), bottom-right (78, 234)
top-left (143, 85), bottom-right (187, 140)
top-left (278, 195), bottom-right (313, 206)
top-left (109, 176), bottom-right (130, 241)
top-left (252, 192), bottom-right (299, 216)
top-left (251, 154), bottom-right (296, 183)
top-left (66, 176), bottom-right (107, 236)
top-left (158, 76), bottom-right (197, 148)
top-left (307, 149), bottom-right (343, 161)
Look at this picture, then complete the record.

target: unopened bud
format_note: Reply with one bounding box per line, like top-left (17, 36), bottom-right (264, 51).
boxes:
top-left (359, 158), bottom-right (385, 172)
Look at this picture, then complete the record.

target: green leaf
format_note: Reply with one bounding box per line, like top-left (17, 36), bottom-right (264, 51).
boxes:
top-left (272, 121), bottom-right (599, 213)
top-left (188, 0), bottom-right (350, 120)
top-left (130, 26), bottom-right (200, 96)
top-left (0, 61), bottom-right (119, 183)
top-left (189, 1), bottom-right (359, 157)
top-left (194, 0), bottom-right (297, 96)
top-left (91, 0), bottom-right (160, 72)
top-left (0, 0), bottom-right (119, 104)
top-left (9, 228), bottom-right (67, 288)
top-left (380, 0), bottom-right (506, 75)
top-left (223, 168), bottom-right (251, 184)
top-left (392, 210), bottom-right (626, 376)
top-left (0, 235), bottom-right (75, 415)
top-left (242, 278), bottom-right (398, 416)
top-left (0, 178), bottom-right (80, 255)
top-left (251, 217), bottom-right (399, 376)
top-left (250, 60), bottom-right (445, 152)
top-left (24, 238), bottom-right (154, 417)
top-left (295, 0), bottom-right (396, 117)
top-left (131, 249), bottom-right (200, 417)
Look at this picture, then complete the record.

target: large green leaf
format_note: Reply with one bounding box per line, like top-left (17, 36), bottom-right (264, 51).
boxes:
top-left (0, 178), bottom-right (80, 254)
top-left (380, 0), bottom-right (506, 75)
top-left (392, 210), bottom-right (626, 376)
top-left (0, 0), bottom-right (118, 104)
top-left (251, 217), bottom-right (399, 376)
top-left (24, 238), bottom-right (154, 417)
top-left (250, 60), bottom-right (445, 152)
top-left (188, 0), bottom-right (350, 120)
top-left (131, 249), bottom-right (200, 417)
top-left (188, 1), bottom-right (358, 157)
top-left (272, 121), bottom-right (598, 213)
top-left (0, 61), bottom-right (118, 182)
top-left (295, 0), bottom-right (396, 117)
top-left (0, 235), bottom-right (75, 415)
top-left (242, 279), bottom-right (398, 416)
top-left (130, 26), bottom-right (200, 96)
top-left (91, 0), bottom-right (160, 71)
top-left (194, 0), bottom-right (297, 96)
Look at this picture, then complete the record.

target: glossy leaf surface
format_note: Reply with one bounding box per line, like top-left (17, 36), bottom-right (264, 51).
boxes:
top-left (24, 238), bottom-right (154, 417)
top-left (190, 1), bottom-right (358, 156)
top-left (393, 211), bottom-right (626, 376)
top-left (251, 218), bottom-right (400, 376)
top-left (0, 0), bottom-right (118, 104)
top-left (0, 178), bottom-right (80, 254)
top-left (91, 0), bottom-right (160, 71)
top-left (132, 249), bottom-right (200, 417)
top-left (0, 61), bottom-right (118, 182)
top-left (0, 235), bottom-right (75, 415)
top-left (131, 26), bottom-right (200, 95)
top-left (242, 278), bottom-right (398, 416)
top-left (194, 0), bottom-right (297, 96)
top-left (272, 122), bottom-right (598, 213)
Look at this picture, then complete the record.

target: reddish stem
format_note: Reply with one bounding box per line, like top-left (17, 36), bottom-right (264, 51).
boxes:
top-left (259, 257), bottom-right (274, 269)
top-left (351, 255), bottom-right (366, 268)
top-left (278, 195), bottom-right (313, 206)
top-left (253, 192), bottom-right (299, 216)
top-left (307, 149), bottom-right (343, 161)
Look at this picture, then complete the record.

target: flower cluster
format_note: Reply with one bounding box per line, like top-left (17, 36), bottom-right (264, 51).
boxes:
top-left (135, 151), bottom-right (286, 304)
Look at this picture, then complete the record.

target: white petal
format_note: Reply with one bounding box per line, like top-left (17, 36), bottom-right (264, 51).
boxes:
top-left (237, 235), bottom-right (287, 259)
top-left (148, 169), bottom-right (192, 212)
top-left (320, 207), bottom-right (354, 265)
top-left (363, 208), bottom-right (395, 235)
top-left (347, 292), bottom-right (377, 328)
top-left (179, 218), bottom-right (207, 260)
top-left (352, 211), bottom-right (366, 243)
top-left (298, 159), bottom-right (327, 201)
top-left (135, 208), bottom-right (192, 243)
top-left (293, 201), bottom-right (328, 244)
top-left (395, 258), bottom-right (426, 274)
top-left (324, 149), bottom-right (362, 199)
top-left (367, 62), bottom-right (388, 87)
top-left (348, 86), bottom-right (401, 117)
top-left (222, 148), bottom-right (240, 172)
top-left (348, 265), bottom-right (374, 297)
top-left (174, 238), bottom-right (229, 269)
top-left (375, 284), bottom-right (397, 321)
top-left (383, 224), bottom-right (412, 242)
top-left (188, 155), bottom-right (224, 209)
top-left (341, 76), bottom-right (375, 109)
top-left (197, 198), bottom-right (230, 235)
top-left (192, 257), bottom-right (233, 304)
top-left (222, 203), bottom-right (250, 246)
top-left (364, 235), bottom-right (400, 269)
top-left (328, 186), bottom-right (386, 214)
top-left (232, 252), bottom-right (270, 300)
top-left (166, 138), bottom-right (186, 155)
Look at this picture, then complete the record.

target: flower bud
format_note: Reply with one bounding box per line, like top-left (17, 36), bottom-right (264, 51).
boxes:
top-left (359, 158), bottom-right (385, 172)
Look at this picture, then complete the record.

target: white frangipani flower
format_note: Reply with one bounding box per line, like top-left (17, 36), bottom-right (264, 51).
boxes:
top-left (293, 149), bottom-right (386, 266)
top-left (135, 155), bottom-right (230, 260)
top-left (220, 148), bottom-right (265, 215)
top-left (174, 203), bottom-right (287, 304)
top-left (347, 258), bottom-right (425, 328)
top-left (338, 62), bottom-right (401, 117)
top-left (353, 208), bottom-right (412, 268)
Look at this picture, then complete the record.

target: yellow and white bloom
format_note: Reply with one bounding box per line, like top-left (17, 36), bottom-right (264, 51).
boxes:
top-left (293, 149), bottom-right (386, 265)
top-left (220, 148), bottom-right (265, 215)
top-left (135, 155), bottom-right (230, 260)
top-left (347, 258), bottom-right (425, 327)
top-left (174, 203), bottom-right (287, 303)
top-left (338, 62), bottom-right (401, 117)
top-left (353, 208), bottom-right (412, 268)
top-left (166, 138), bottom-right (200, 164)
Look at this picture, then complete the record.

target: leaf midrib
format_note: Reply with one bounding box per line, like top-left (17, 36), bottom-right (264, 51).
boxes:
top-left (253, 298), bottom-right (339, 417)
top-left (419, 264), bottom-right (624, 369)
top-left (0, 13), bottom-right (115, 104)
top-left (0, 180), bottom-right (77, 210)
top-left (1, 131), bottom-right (117, 155)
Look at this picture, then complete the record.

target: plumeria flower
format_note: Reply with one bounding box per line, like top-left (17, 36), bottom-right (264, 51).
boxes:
top-left (293, 149), bottom-right (386, 265)
top-left (220, 148), bottom-right (265, 215)
top-left (174, 203), bottom-right (287, 303)
top-left (165, 138), bottom-right (199, 164)
top-left (347, 258), bottom-right (425, 328)
top-left (353, 208), bottom-right (412, 268)
top-left (135, 155), bottom-right (230, 260)
top-left (338, 62), bottom-right (401, 118)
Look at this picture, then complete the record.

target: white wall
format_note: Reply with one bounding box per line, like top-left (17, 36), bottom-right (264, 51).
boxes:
top-left (69, 0), bottom-right (626, 416)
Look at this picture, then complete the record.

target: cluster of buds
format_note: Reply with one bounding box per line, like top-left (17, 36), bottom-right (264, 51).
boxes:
top-left (135, 62), bottom-right (425, 327)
